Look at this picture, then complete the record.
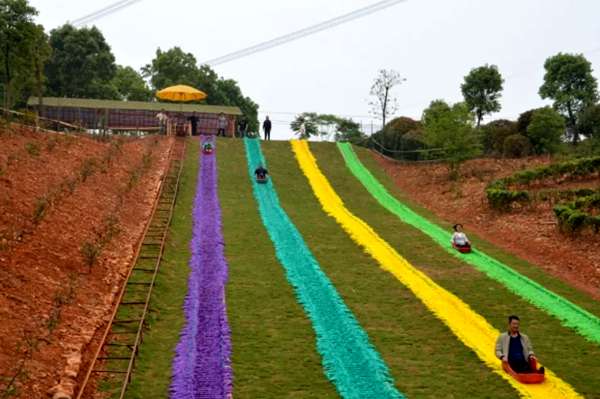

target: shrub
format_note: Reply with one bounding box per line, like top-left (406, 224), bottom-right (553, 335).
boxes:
top-left (527, 107), bottom-right (565, 154)
top-left (81, 241), bottom-right (100, 267)
top-left (482, 119), bottom-right (518, 155)
top-left (503, 134), bottom-right (530, 158)
top-left (516, 108), bottom-right (540, 134)
top-left (33, 197), bottom-right (49, 223)
top-left (25, 142), bottom-right (40, 156)
top-left (578, 104), bottom-right (600, 140)
top-left (80, 158), bottom-right (97, 182)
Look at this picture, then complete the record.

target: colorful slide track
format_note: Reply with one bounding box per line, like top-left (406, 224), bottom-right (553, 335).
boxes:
top-left (292, 139), bottom-right (581, 399)
top-left (336, 142), bottom-right (600, 345)
top-left (170, 138), bottom-right (233, 398)
top-left (243, 138), bottom-right (403, 399)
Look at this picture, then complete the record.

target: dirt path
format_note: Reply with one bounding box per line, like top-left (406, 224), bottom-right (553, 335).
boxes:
top-left (372, 153), bottom-right (600, 300)
top-left (0, 127), bottom-right (173, 398)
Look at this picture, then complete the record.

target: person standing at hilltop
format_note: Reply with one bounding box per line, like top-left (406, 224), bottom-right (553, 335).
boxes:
top-left (217, 113), bottom-right (227, 137)
top-left (262, 116), bottom-right (272, 141)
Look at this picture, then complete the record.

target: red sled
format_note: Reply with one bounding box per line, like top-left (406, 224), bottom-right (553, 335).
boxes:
top-left (256, 176), bottom-right (268, 184)
top-left (202, 147), bottom-right (214, 155)
top-left (452, 242), bottom-right (472, 253)
top-left (502, 358), bottom-right (545, 384)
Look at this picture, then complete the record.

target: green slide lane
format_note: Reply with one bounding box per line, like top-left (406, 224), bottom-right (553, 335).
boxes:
top-left (337, 142), bottom-right (600, 345)
top-left (244, 138), bottom-right (403, 399)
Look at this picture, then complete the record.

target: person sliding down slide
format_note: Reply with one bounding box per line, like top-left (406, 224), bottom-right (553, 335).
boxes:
top-left (254, 164), bottom-right (269, 183)
top-left (202, 141), bottom-right (214, 154)
top-left (496, 315), bottom-right (545, 382)
top-left (451, 224), bottom-right (471, 253)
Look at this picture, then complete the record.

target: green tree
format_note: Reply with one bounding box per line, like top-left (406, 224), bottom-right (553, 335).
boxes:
top-left (577, 104), bottom-right (600, 141)
top-left (481, 119), bottom-right (517, 155)
top-left (422, 100), bottom-right (480, 178)
top-left (0, 0), bottom-right (38, 110)
top-left (291, 112), bottom-right (320, 138)
top-left (142, 47), bottom-right (259, 131)
top-left (29, 24), bottom-right (51, 111)
top-left (461, 64), bottom-right (504, 127)
top-left (526, 106), bottom-right (565, 154)
top-left (333, 117), bottom-right (364, 143)
top-left (46, 24), bottom-right (118, 99)
top-left (539, 53), bottom-right (599, 144)
top-left (112, 65), bottom-right (152, 101)
top-left (142, 47), bottom-right (199, 90)
top-left (369, 69), bottom-right (405, 127)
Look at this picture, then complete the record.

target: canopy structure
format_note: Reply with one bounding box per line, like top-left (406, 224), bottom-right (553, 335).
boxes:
top-left (156, 85), bottom-right (208, 102)
top-left (28, 97), bottom-right (241, 136)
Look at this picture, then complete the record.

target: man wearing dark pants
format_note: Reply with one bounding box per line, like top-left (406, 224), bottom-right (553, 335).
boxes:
top-left (238, 117), bottom-right (248, 138)
top-left (495, 315), bottom-right (544, 374)
top-left (262, 116), bottom-right (272, 141)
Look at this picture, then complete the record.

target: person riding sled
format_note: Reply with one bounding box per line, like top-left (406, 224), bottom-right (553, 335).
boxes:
top-left (451, 224), bottom-right (471, 252)
top-left (202, 141), bottom-right (213, 153)
top-left (495, 315), bottom-right (544, 375)
top-left (254, 164), bottom-right (268, 182)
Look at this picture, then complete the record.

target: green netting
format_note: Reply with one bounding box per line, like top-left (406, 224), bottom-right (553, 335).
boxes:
top-left (337, 142), bottom-right (600, 345)
top-left (244, 138), bottom-right (403, 399)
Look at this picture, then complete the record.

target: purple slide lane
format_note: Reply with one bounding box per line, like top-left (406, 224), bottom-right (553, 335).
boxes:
top-left (170, 137), bottom-right (232, 399)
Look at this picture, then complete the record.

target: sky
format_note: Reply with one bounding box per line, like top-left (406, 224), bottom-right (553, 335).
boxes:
top-left (30, 0), bottom-right (600, 140)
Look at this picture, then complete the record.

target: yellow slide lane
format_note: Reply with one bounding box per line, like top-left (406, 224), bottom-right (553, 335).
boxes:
top-left (291, 140), bottom-right (580, 399)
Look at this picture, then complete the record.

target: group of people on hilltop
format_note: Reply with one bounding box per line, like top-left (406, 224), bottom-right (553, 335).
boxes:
top-left (155, 109), bottom-right (273, 139)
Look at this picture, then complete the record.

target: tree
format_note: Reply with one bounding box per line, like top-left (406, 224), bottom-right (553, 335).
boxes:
top-left (577, 104), bottom-right (600, 141)
top-left (369, 69), bottom-right (405, 127)
top-left (461, 64), bottom-right (504, 127)
top-left (334, 117), bottom-right (364, 143)
top-left (539, 53), bottom-right (599, 144)
top-left (422, 100), bottom-right (480, 178)
top-left (29, 24), bottom-right (51, 111)
top-left (46, 24), bottom-right (118, 99)
top-left (142, 47), bottom-right (199, 90)
top-left (481, 119), bottom-right (517, 155)
top-left (290, 112), bottom-right (320, 138)
top-left (112, 65), bottom-right (152, 101)
top-left (142, 47), bottom-right (259, 131)
top-left (516, 108), bottom-right (541, 135)
top-left (0, 0), bottom-right (38, 110)
top-left (526, 106), bottom-right (565, 154)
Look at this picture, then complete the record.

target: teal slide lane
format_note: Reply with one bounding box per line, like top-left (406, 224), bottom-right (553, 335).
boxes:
top-left (243, 138), bottom-right (403, 399)
top-left (337, 142), bottom-right (600, 345)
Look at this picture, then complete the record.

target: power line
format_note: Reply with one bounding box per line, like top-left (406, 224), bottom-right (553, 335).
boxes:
top-left (71, 0), bottom-right (144, 27)
top-left (203, 0), bottom-right (408, 66)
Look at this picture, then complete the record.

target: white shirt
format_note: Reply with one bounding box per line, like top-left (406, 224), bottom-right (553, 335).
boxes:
top-left (451, 232), bottom-right (469, 246)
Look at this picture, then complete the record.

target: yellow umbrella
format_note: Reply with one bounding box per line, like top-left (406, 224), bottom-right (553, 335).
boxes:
top-left (156, 84), bottom-right (207, 102)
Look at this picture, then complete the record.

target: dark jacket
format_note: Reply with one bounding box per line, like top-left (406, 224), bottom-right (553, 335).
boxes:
top-left (263, 119), bottom-right (272, 132)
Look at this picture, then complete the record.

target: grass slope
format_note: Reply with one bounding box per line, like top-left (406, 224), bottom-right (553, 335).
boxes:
top-left (310, 142), bottom-right (600, 397)
top-left (216, 138), bottom-right (337, 398)
top-left (262, 141), bottom-right (517, 398)
top-left (354, 146), bottom-right (600, 318)
top-left (126, 138), bottom-right (199, 398)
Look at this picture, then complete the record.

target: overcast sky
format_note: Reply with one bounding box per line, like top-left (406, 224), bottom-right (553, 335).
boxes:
top-left (30, 0), bottom-right (600, 139)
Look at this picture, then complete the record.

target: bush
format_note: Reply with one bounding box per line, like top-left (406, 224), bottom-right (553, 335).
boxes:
top-left (25, 142), bottom-right (40, 156)
top-left (516, 108), bottom-right (540, 134)
top-left (370, 116), bottom-right (427, 160)
top-left (486, 156), bottom-right (600, 210)
top-left (578, 104), bottom-right (600, 140)
top-left (81, 241), bottom-right (100, 267)
top-left (527, 107), bottom-right (565, 154)
top-left (482, 119), bottom-right (518, 155)
top-left (502, 134), bottom-right (530, 158)
top-left (553, 191), bottom-right (600, 234)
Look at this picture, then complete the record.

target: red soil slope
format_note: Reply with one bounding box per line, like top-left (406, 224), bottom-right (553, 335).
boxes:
top-left (0, 125), bottom-right (173, 398)
top-left (372, 153), bottom-right (600, 299)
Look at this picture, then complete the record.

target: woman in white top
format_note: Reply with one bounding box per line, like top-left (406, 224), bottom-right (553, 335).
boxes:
top-left (451, 224), bottom-right (470, 248)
